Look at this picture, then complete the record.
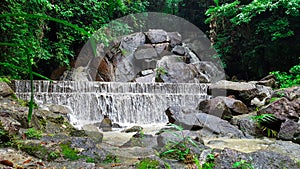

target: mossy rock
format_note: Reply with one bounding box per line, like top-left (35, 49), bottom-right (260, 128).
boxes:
top-left (19, 141), bottom-right (51, 160)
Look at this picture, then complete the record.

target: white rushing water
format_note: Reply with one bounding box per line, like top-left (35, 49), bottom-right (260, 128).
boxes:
top-left (15, 81), bottom-right (209, 126)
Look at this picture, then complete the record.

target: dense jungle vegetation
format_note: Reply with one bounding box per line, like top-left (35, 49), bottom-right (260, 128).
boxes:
top-left (0, 0), bottom-right (299, 85)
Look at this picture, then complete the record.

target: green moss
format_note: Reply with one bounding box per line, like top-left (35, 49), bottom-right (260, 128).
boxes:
top-left (60, 142), bottom-right (82, 161)
top-left (103, 154), bottom-right (120, 164)
top-left (25, 128), bottom-right (43, 139)
top-left (48, 151), bottom-right (61, 161)
top-left (136, 158), bottom-right (159, 169)
top-left (69, 129), bottom-right (87, 137)
top-left (86, 157), bottom-right (95, 163)
top-left (20, 143), bottom-right (49, 160)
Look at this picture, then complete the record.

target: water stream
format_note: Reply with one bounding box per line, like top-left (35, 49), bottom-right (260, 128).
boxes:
top-left (14, 81), bottom-right (209, 126)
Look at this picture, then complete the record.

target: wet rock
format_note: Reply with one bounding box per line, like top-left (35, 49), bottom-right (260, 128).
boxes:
top-left (156, 130), bottom-right (207, 163)
top-left (0, 82), bottom-right (13, 97)
top-left (209, 80), bottom-right (272, 105)
top-left (82, 124), bottom-right (103, 144)
top-left (267, 140), bottom-right (300, 160)
top-left (48, 104), bottom-right (72, 115)
top-left (145, 29), bottom-right (169, 44)
top-left (122, 126), bottom-right (143, 133)
top-left (121, 132), bottom-right (157, 148)
top-left (165, 105), bottom-right (245, 138)
top-left (112, 123), bottom-right (122, 128)
top-left (214, 148), bottom-right (300, 169)
top-left (99, 115), bottom-right (112, 132)
top-left (278, 120), bottom-right (300, 142)
top-left (198, 96), bottom-right (248, 120)
top-left (157, 130), bottom-right (206, 150)
top-left (67, 137), bottom-right (108, 163)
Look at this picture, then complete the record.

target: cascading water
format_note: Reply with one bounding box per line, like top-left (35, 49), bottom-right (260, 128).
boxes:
top-left (14, 80), bottom-right (210, 126)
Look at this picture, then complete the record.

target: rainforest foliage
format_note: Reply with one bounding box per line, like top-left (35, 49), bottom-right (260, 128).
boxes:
top-left (0, 0), bottom-right (299, 82)
top-left (0, 0), bottom-right (148, 79)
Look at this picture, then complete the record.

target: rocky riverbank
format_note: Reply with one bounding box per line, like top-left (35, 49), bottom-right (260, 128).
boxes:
top-left (1, 81), bottom-right (300, 169)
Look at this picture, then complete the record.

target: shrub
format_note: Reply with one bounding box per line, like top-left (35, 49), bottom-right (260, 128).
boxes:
top-left (271, 63), bottom-right (300, 88)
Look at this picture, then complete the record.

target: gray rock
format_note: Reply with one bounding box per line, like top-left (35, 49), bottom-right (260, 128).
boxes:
top-left (192, 61), bottom-right (225, 83)
top-left (99, 116), bottom-right (112, 132)
top-left (231, 113), bottom-right (263, 137)
top-left (258, 97), bottom-right (300, 122)
top-left (171, 45), bottom-right (185, 56)
top-left (82, 124), bottom-right (103, 143)
top-left (68, 137), bottom-right (108, 163)
top-left (165, 105), bottom-right (245, 138)
top-left (267, 140), bottom-right (300, 160)
top-left (209, 80), bottom-right (272, 105)
top-left (153, 43), bottom-right (169, 55)
top-left (121, 133), bottom-right (157, 148)
top-left (278, 120), bottom-right (300, 142)
top-left (145, 29), bottom-right (169, 43)
top-left (0, 82), bottom-right (13, 97)
top-left (135, 73), bottom-right (155, 83)
top-left (184, 46), bottom-right (201, 64)
top-left (156, 55), bottom-right (220, 83)
top-left (272, 86), bottom-right (300, 101)
top-left (112, 123), bottom-right (122, 128)
top-left (48, 104), bottom-right (72, 115)
top-left (214, 148), bottom-right (300, 169)
top-left (134, 44), bottom-right (158, 60)
top-left (156, 130), bottom-right (207, 159)
top-left (198, 96), bottom-right (248, 120)
top-left (119, 32), bottom-right (146, 54)
top-left (122, 125), bottom-right (143, 133)
top-left (167, 32), bottom-right (182, 47)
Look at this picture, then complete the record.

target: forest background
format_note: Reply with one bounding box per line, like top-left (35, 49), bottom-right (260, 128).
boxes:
top-left (0, 0), bottom-right (299, 88)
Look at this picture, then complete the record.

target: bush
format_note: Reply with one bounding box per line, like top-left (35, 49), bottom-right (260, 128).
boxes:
top-left (205, 0), bottom-right (300, 80)
top-left (271, 63), bottom-right (300, 88)
top-left (0, 0), bottom-right (148, 79)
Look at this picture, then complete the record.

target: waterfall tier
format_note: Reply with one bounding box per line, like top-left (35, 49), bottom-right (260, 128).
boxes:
top-left (15, 81), bottom-right (210, 125)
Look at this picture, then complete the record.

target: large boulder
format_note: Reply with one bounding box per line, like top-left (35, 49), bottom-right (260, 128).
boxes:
top-left (214, 148), bottom-right (300, 169)
top-left (167, 32), bottom-right (182, 47)
top-left (156, 55), bottom-right (222, 83)
top-left (165, 105), bottom-right (245, 138)
top-left (231, 113), bottom-right (263, 137)
top-left (267, 140), bottom-right (300, 160)
top-left (257, 97), bottom-right (300, 122)
top-left (156, 130), bottom-right (207, 156)
top-left (198, 96), bottom-right (248, 120)
top-left (99, 115), bottom-right (112, 132)
top-left (278, 120), bottom-right (300, 143)
top-left (144, 29), bottom-right (169, 44)
top-left (209, 80), bottom-right (273, 105)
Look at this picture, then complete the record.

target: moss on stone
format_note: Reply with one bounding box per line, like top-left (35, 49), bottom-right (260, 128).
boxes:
top-left (60, 142), bottom-right (82, 161)
top-left (19, 142), bottom-right (49, 160)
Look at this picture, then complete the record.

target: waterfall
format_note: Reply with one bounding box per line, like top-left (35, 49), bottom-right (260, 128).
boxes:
top-left (14, 80), bottom-right (210, 126)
